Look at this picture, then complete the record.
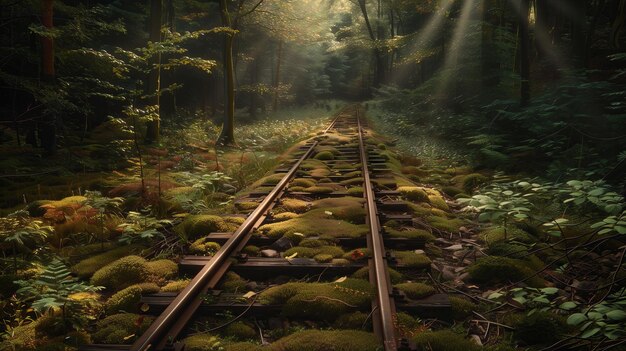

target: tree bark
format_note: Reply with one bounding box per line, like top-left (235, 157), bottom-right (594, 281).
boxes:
top-left (357, 0), bottom-right (385, 87)
top-left (218, 0), bottom-right (236, 145)
top-left (272, 40), bottom-right (283, 112)
top-left (40, 0), bottom-right (56, 155)
top-left (146, 0), bottom-right (162, 143)
top-left (519, 0), bottom-right (530, 107)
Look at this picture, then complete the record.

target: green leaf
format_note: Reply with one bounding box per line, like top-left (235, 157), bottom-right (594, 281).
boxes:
top-left (606, 310), bottom-right (626, 321)
top-left (559, 301), bottom-right (578, 310)
top-left (567, 313), bottom-right (587, 326)
top-left (541, 287), bottom-right (559, 295)
top-left (581, 327), bottom-right (601, 339)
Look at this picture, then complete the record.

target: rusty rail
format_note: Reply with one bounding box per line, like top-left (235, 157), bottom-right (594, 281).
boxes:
top-left (357, 108), bottom-right (399, 351)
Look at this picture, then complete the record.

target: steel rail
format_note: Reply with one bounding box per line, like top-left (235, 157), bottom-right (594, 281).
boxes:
top-left (357, 109), bottom-right (398, 351)
top-left (130, 111), bottom-right (343, 351)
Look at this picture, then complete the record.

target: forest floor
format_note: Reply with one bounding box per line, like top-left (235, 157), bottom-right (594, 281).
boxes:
top-left (1, 102), bottom-right (625, 351)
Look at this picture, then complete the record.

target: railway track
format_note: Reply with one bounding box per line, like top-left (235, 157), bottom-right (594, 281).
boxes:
top-left (81, 105), bottom-right (451, 351)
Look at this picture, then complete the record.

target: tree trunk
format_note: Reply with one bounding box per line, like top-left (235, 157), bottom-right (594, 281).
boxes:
top-left (519, 0), bottom-right (531, 107)
top-left (218, 0), bottom-right (236, 145)
top-left (481, 0), bottom-right (500, 88)
top-left (40, 0), bottom-right (56, 155)
top-left (357, 0), bottom-right (385, 87)
top-left (146, 0), bottom-right (162, 143)
top-left (272, 40), bottom-right (283, 112)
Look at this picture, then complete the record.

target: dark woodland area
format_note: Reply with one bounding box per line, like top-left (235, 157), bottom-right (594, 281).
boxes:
top-left (0, 0), bottom-right (625, 350)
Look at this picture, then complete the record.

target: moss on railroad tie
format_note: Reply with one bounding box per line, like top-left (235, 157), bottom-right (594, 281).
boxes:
top-left (468, 256), bottom-right (545, 287)
top-left (176, 215), bottom-right (235, 240)
top-left (271, 329), bottom-right (380, 351)
top-left (92, 313), bottom-right (154, 344)
top-left (394, 282), bottom-right (436, 299)
top-left (90, 255), bottom-right (178, 290)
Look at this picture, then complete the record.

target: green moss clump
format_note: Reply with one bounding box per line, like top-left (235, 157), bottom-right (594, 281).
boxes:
top-left (92, 313), bottom-right (154, 344)
top-left (333, 311), bottom-right (370, 330)
top-left (479, 226), bottom-right (534, 244)
top-left (71, 245), bottom-right (145, 278)
top-left (397, 186), bottom-right (428, 202)
top-left (189, 237), bottom-right (221, 256)
top-left (340, 177), bottom-right (364, 186)
top-left (468, 256), bottom-right (545, 287)
top-left (427, 194), bottom-right (449, 211)
top-left (486, 242), bottom-right (530, 258)
top-left (395, 251), bottom-right (431, 269)
top-left (352, 266), bottom-right (403, 284)
top-left (288, 186), bottom-right (305, 192)
top-left (161, 279), bottom-right (190, 292)
top-left (449, 296), bottom-right (478, 319)
top-left (313, 254), bottom-right (334, 263)
top-left (394, 282), bottom-right (435, 299)
top-left (513, 312), bottom-right (567, 345)
top-left (271, 329), bottom-right (380, 351)
top-left (462, 173), bottom-right (489, 194)
top-left (299, 238), bottom-right (330, 247)
top-left (261, 173), bottom-right (286, 186)
top-left (242, 245), bottom-right (260, 256)
top-left (224, 216), bottom-right (245, 225)
top-left (258, 215), bottom-right (367, 239)
top-left (284, 245), bottom-right (345, 259)
top-left (184, 333), bottom-right (223, 351)
top-left (343, 171), bottom-right (362, 178)
top-left (177, 215), bottom-right (232, 240)
top-left (346, 187), bottom-right (364, 196)
top-left (395, 312), bottom-right (422, 336)
top-left (279, 198), bottom-right (310, 213)
top-left (412, 330), bottom-right (481, 351)
top-left (235, 201), bottom-right (258, 211)
top-left (442, 186), bottom-right (464, 197)
top-left (401, 166), bottom-right (428, 177)
top-left (273, 211), bottom-right (299, 221)
top-left (291, 178), bottom-right (316, 188)
top-left (385, 228), bottom-right (435, 241)
top-left (219, 272), bottom-right (247, 293)
top-left (146, 259), bottom-right (178, 283)
top-left (223, 321), bottom-right (257, 341)
top-left (304, 186), bottom-right (335, 194)
top-left (91, 255), bottom-right (150, 290)
top-left (104, 283), bottom-right (159, 315)
top-left (259, 279), bottom-right (372, 320)
top-left (223, 342), bottom-right (264, 351)
top-left (314, 151), bottom-right (335, 160)
top-left (1, 321), bottom-right (37, 350)
top-left (427, 216), bottom-right (465, 232)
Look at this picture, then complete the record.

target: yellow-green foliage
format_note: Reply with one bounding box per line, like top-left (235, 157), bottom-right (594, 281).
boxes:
top-left (271, 329), bottom-right (380, 351)
top-left (224, 216), bottom-right (245, 226)
top-left (479, 226), bottom-right (534, 244)
top-left (395, 251), bottom-right (431, 269)
top-left (462, 173), bottom-right (489, 194)
top-left (177, 215), bottom-right (233, 240)
top-left (513, 311), bottom-right (567, 345)
top-left (257, 214), bottom-right (368, 239)
top-left (291, 178), bottom-right (316, 188)
top-left (161, 279), bottom-right (190, 292)
top-left (223, 321), bottom-right (257, 340)
top-left (299, 238), bottom-right (334, 247)
top-left (427, 216), bottom-right (464, 232)
top-left (397, 186), bottom-right (428, 202)
top-left (427, 194), bottom-right (449, 210)
top-left (352, 267), bottom-right (403, 284)
top-left (105, 283), bottom-right (160, 315)
top-left (284, 245), bottom-right (345, 259)
top-left (261, 173), bottom-right (286, 186)
top-left (346, 187), bottom-right (363, 196)
top-left (183, 333), bottom-right (223, 351)
top-left (71, 244), bottom-right (145, 278)
top-left (385, 228), bottom-right (435, 241)
top-left (273, 212), bottom-right (298, 221)
top-left (189, 237), bottom-right (221, 255)
top-left (310, 197), bottom-right (366, 223)
top-left (314, 151), bottom-right (335, 160)
top-left (91, 256), bottom-right (177, 290)
top-left (235, 201), bottom-right (258, 211)
top-left (92, 313), bottom-right (154, 344)
top-left (468, 256), bottom-right (545, 287)
top-left (449, 296), bottom-right (478, 319)
top-left (259, 279), bottom-right (372, 320)
top-left (45, 195), bottom-right (87, 209)
top-left (394, 282), bottom-right (436, 299)
top-left (313, 254), bottom-right (333, 263)
top-left (412, 330), bottom-right (481, 351)
top-left (279, 198), bottom-right (309, 213)
top-left (219, 272), bottom-right (247, 292)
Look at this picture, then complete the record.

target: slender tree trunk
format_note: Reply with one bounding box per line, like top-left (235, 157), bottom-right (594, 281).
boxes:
top-left (272, 40), bottom-right (283, 112)
top-left (218, 0), bottom-right (236, 145)
top-left (40, 0), bottom-right (56, 155)
top-left (519, 0), bottom-right (531, 106)
top-left (146, 0), bottom-right (162, 143)
top-left (585, 0), bottom-right (605, 65)
top-left (357, 0), bottom-right (385, 87)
